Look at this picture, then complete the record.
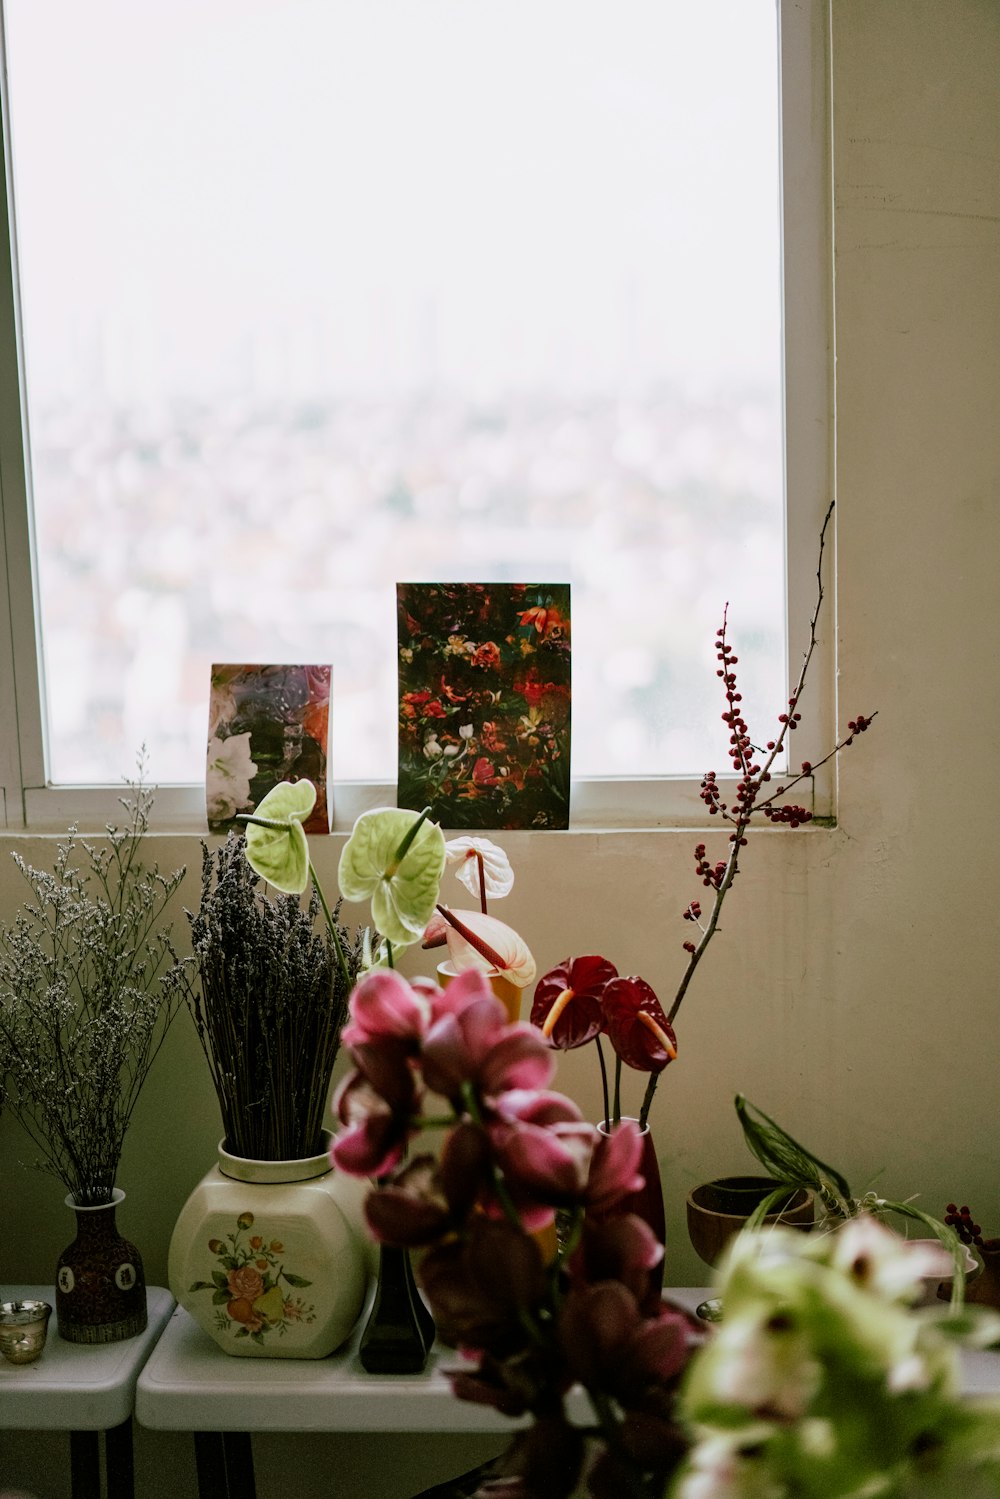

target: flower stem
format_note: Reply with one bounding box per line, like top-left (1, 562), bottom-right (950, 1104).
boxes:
top-left (638, 1072), bottom-right (659, 1131)
top-left (308, 862), bottom-right (350, 987)
top-left (613, 1054), bottom-right (622, 1126)
top-left (460, 1080), bottom-right (523, 1228)
top-left (595, 1035), bottom-right (611, 1133)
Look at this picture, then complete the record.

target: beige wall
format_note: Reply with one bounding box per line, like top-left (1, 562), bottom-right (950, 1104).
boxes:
top-left (2, 4), bottom-right (999, 1495)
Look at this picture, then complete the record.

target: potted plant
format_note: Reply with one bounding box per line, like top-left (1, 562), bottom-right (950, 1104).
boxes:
top-left (0, 773), bottom-right (187, 1343)
top-left (169, 783), bottom-right (477, 1362)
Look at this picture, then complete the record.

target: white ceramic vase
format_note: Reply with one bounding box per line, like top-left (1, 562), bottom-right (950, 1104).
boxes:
top-left (168, 1135), bottom-right (373, 1359)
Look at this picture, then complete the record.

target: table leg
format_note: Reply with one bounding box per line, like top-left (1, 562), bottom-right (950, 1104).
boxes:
top-left (104, 1417), bottom-right (135, 1499)
top-left (194, 1431), bottom-right (256, 1499)
top-left (69, 1430), bottom-right (101, 1499)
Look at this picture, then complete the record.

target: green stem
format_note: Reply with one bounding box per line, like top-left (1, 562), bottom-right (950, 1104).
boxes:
top-left (595, 1036), bottom-right (611, 1133)
top-left (386, 940), bottom-right (395, 970)
top-left (638, 1072), bottom-right (660, 1131)
top-left (613, 1053), bottom-right (622, 1126)
top-left (308, 862), bottom-right (350, 988)
top-left (460, 1080), bottom-right (522, 1228)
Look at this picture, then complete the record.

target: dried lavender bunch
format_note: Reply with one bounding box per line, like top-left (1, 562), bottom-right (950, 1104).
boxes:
top-left (0, 777), bottom-right (187, 1205)
top-left (186, 834), bottom-right (362, 1162)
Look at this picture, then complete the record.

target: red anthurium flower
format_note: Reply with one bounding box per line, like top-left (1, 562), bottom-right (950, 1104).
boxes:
top-left (421, 995), bottom-right (555, 1104)
top-left (530, 955), bottom-right (618, 1051)
top-left (340, 968), bottom-right (435, 1050)
top-left (601, 977), bottom-right (678, 1073)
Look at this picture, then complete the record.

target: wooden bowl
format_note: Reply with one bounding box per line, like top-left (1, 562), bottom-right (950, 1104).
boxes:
top-left (687, 1175), bottom-right (814, 1267)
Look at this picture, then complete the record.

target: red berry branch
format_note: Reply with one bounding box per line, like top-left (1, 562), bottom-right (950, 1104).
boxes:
top-left (631, 502), bottom-right (877, 1126)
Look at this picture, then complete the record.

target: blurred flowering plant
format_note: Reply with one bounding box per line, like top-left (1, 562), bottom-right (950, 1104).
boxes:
top-left (675, 1217), bottom-right (1000, 1499)
top-left (331, 967), bottom-right (704, 1498)
top-left (529, 504), bottom-right (876, 1131)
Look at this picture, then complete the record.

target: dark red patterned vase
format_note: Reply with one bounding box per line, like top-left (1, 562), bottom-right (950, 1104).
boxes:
top-left (56, 1188), bottom-right (147, 1344)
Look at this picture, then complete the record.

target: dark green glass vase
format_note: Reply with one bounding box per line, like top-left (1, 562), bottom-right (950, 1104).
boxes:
top-left (358, 1244), bottom-right (434, 1373)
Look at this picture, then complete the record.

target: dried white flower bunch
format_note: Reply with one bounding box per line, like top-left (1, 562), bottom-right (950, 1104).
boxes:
top-left (0, 773), bottom-right (187, 1204)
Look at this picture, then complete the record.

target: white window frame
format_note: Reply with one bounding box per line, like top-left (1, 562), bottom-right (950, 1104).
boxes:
top-left (0, 0), bottom-right (833, 834)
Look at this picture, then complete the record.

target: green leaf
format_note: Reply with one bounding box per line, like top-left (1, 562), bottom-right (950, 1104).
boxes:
top-left (188, 1280), bottom-right (215, 1292)
top-left (212, 1290), bottom-right (231, 1305)
top-left (281, 1272), bottom-right (312, 1288)
top-left (338, 807), bottom-right (446, 947)
top-left (735, 1094), bottom-right (854, 1210)
top-left (212, 1269), bottom-right (230, 1289)
top-left (242, 779), bottom-right (316, 893)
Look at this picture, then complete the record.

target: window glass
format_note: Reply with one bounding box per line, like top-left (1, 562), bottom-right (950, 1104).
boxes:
top-left (4, 0), bottom-right (782, 786)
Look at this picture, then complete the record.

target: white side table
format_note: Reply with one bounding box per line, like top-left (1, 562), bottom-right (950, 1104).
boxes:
top-left (135, 1291), bottom-right (710, 1499)
top-left (0, 1284), bottom-right (174, 1499)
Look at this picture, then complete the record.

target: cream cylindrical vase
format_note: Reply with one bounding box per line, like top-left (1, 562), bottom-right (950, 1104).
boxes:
top-left (168, 1135), bottom-right (372, 1359)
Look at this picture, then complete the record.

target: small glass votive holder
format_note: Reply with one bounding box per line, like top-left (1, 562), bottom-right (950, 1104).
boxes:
top-left (0, 1300), bottom-right (53, 1364)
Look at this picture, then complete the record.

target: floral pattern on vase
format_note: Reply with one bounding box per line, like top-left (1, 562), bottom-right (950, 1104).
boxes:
top-left (187, 1212), bottom-right (317, 1348)
top-left (168, 1138), bottom-right (372, 1359)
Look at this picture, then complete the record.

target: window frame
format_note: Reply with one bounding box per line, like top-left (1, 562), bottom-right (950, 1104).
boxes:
top-left (0, 0), bottom-right (833, 833)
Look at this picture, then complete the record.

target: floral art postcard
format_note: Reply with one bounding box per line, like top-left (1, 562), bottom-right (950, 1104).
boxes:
top-left (397, 583), bottom-right (571, 830)
top-left (206, 664), bottom-right (331, 833)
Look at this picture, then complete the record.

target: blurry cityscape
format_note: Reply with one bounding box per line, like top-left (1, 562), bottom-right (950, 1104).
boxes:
top-left (31, 375), bottom-right (783, 786)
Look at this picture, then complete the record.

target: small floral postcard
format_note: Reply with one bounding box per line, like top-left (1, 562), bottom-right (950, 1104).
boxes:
top-left (206, 664), bottom-right (331, 833)
top-left (397, 583), bottom-right (571, 829)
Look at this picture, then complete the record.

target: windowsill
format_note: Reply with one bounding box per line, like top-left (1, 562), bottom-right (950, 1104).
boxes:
top-left (9, 769), bottom-right (830, 837)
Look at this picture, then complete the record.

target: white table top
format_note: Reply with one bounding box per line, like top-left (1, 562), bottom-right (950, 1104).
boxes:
top-left (0, 1285), bottom-right (175, 1430)
top-left (135, 1289), bottom-right (702, 1434)
top-left (136, 1287), bottom-right (1000, 1435)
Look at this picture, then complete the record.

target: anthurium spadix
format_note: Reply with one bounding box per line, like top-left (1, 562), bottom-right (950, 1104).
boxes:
top-left (338, 807), bottom-right (446, 950)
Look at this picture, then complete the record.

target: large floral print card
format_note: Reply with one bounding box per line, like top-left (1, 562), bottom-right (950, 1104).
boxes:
top-left (206, 664), bottom-right (331, 833)
top-left (397, 583), bottom-right (571, 830)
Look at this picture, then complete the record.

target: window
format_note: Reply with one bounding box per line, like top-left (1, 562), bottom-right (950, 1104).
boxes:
top-left (0, 1), bottom-right (832, 830)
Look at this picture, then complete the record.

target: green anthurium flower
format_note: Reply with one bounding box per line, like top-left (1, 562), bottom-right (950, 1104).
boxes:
top-left (241, 779), bottom-right (316, 894)
top-left (338, 807), bottom-right (446, 949)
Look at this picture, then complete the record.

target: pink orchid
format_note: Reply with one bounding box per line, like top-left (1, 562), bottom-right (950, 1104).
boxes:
top-left (530, 955), bottom-right (618, 1050)
top-left (340, 968), bottom-right (437, 1050)
top-left (421, 994), bottom-right (555, 1104)
top-left (486, 1091), bottom-right (594, 1222)
top-left (363, 1124), bottom-right (493, 1247)
top-left (583, 1116), bottom-right (647, 1217)
top-left (601, 977), bottom-right (678, 1074)
top-left (330, 1038), bottom-right (421, 1177)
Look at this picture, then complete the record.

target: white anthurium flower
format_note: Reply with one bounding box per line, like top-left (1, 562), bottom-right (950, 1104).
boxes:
top-left (438, 907), bottom-right (535, 987)
top-left (446, 837), bottom-right (514, 901)
top-left (206, 732), bottom-right (257, 824)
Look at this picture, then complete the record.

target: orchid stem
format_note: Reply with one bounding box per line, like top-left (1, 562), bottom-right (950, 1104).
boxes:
top-left (461, 1080), bottom-right (522, 1229)
top-left (595, 1036), bottom-right (611, 1133)
top-left (308, 862), bottom-right (350, 988)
